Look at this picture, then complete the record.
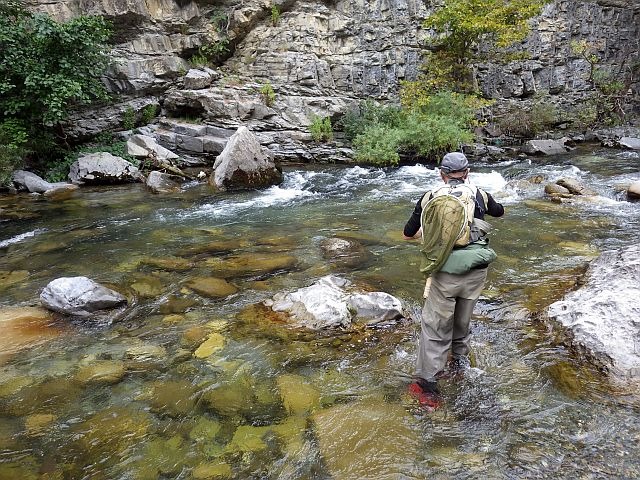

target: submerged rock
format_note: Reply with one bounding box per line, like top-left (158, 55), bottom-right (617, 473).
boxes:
top-left (548, 244), bottom-right (640, 380)
top-left (186, 277), bottom-right (238, 299)
top-left (74, 360), bottom-right (126, 385)
top-left (145, 171), bottom-right (182, 193)
top-left (40, 276), bottom-right (127, 316)
top-left (311, 397), bottom-right (419, 479)
top-left (320, 237), bottom-right (372, 269)
top-left (204, 253), bottom-right (297, 278)
top-left (209, 126), bottom-right (283, 191)
top-left (265, 275), bottom-right (404, 330)
top-left (276, 374), bottom-right (321, 415)
top-left (0, 307), bottom-right (61, 365)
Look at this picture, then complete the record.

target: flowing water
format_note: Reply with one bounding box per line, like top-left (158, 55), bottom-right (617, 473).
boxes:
top-left (1, 146), bottom-right (639, 479)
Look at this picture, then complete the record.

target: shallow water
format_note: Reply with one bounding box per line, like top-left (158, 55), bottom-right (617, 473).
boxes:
top-left (1, 147), bottom-right (640, 479)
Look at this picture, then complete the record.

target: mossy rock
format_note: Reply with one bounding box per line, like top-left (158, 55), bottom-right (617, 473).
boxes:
top-left (203, 253), bottom-right (297, 279)
top-left (130, 275), bottom-right (165, 298)
top-left (139, 256), bottom-right (194, 271)
top-left (181, 325), bottom-right (210, 349)
top-left (158, 295), bottom-right (200, 314)
top-left (0, 270), bottom-right (29, 289)
top-left (192, 462), bottom-right (233, 480)
top-left (311, 397), bottom-right (419, 479)
top-left (186, 277), bottom-right (238, 299)
top-left (276, 374), bottom-right (320, 416)
top-left (74, 360), bottom-right (126, 385)
top-left (202, 379), bottom-right (256, 417)
top-left (131, 434), bottom-right (191, 479)
top-left (24, 413), bottom-right (56, 436)
top-left (194, 333), bottom-right (227, 358)
top-left (0, 375), bottom-right (34, 398)
top-left (178, 240), bottom-right (247, 257)
top-left (74, 407), bottom-right (152, 458)
top-left (147, 380), bottom-right (198, 417)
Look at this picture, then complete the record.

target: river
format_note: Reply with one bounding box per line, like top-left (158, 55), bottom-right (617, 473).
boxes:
top-left (0, 146), bottom-right (639, 479)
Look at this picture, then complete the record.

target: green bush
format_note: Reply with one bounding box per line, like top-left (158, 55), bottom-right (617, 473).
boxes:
top-left (260, 82), bottom-right (276, 106)
top-left (497, 101), bottom-right (557, 137)
top-left (345, 92), bottom-right (477, 166)
top-left (122, 107), bottom-right (136, 130)
top-left (141, 104), bottom-right (158, 125)
top-left (271, 6), bottom-right (281, 26)
top-left (309, 116), bottom-right (333, 142)
top-left (0, 120), bottom-right (27, 186)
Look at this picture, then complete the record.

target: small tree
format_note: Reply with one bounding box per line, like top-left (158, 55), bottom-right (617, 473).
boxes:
top-left (420, 0), bottom-right (545, 91)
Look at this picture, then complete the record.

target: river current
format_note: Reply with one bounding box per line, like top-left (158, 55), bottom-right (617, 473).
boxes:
top-left (1, 146), bottom-right (639, 479)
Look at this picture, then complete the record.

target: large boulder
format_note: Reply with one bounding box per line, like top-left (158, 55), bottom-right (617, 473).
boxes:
top-left (617, 137), bottom-right (640, 150)
top-left (547, 244), bottom-right (640, 380)
top-left (627, 180), bottom-right (640, 201)
top-left (127, 134), bottom-right (179, 162)
top-left (209, 126), bottom-right (283, 191)
top-left (265, 275), bottom-right (404, 329)
top-left (12, 170), bottom-right (53, 193)
top-left (69, 153), bottom-right (141, 185)
top-left (183, 68), bottom-right (219, 90)
top-left (40, 276), bottom-right (127, 316)
top-left (145, 171), bottom-right (181, 194)
top-left (522, 139), bottom-right (570, 156)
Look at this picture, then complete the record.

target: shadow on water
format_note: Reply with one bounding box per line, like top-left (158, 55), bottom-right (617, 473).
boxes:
top-left (1, 149), bottom-right (640, 478)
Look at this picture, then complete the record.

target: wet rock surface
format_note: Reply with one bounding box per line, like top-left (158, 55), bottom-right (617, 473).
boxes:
top-left (69, 153), bottom-right (141, 185)
top-left (40, 276), bottom-right (127, 316)
top-left (265, 275), bottom-right (404, 330)
top-left (548, 244), bottom-right (640, 380)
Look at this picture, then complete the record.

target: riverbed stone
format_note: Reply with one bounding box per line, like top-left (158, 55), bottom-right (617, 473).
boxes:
top-left (320, 237), bottom-right (372, 269)
top-left (43, 183), bottom-right (80, 201)
top-left (178, 239), bottom-right (247, 256)
top-left (311, 397), bottom-right (419, 479)
top-left (129, 275), bottom-right (165, 298)
top-left (204, 253), bottom-right (297, 278)
top-left (544, 183), bottom-right (571, 196)
top-left (548, 244), bottom-right (640, 380)
top-left (139, 255), bottom-right (194, 271)
top-left (202, 379), bottom-right (256, 417)
top-left (192, 462), bottom-right (232, 480)
top-left (0, 270), bottom-right (29, 289)
top-left (627, 180), bottom-right (640, 200)
top-left (266, 275), bottom-right (404, 330)
top-left (69, 152), bottom-right (141, 185)
top-left (556, 177), bottom-right (598, 196)
top-left (158, 295), bottom-right (200, 314)
top-left (0, 307), bottom-right (61, 365)
top-left (276, 374), bottom-right (321, 415)
top-left (127, 134), bottom-right (179, 161)
top-left (186, 277), bottom-right (238, 299)
top-left (147, 380), bottom-right (197, 417)
top-left (11, 170), bottom-right (53, 193)
top-left (618, 137), bottom-right (640, 150)
top-left (194, 333), bottom-right (226, 358)
top-left (74, 360), bottom-right (126, 385)
top-left (522, 139), bottom-right (570, 156)
top-left (210, 126), bottom-right (283, 191)
top-left (40, 276), bottom-right (127, 316)
top-left (24, 413), bottom-right (56, 437)
top-left (146, 170), bottom-right (182, 193)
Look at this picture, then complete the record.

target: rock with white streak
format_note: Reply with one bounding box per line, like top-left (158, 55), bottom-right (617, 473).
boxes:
top-left (127, 134), bottom-right (179, 161)
top-left (69, 153), bottom-right (141, 185)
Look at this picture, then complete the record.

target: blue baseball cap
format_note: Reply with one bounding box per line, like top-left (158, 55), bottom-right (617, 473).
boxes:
top-left (440, 152), bottom-right (469, 173)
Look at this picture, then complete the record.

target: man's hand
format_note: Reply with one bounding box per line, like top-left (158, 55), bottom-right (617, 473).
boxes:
top-left (403, 228), bottom-right (422, 240)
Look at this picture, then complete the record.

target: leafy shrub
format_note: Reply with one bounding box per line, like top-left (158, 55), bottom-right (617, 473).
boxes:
top-left (260, 82), bottom-right (276, 106)
top-left (345, 92), bottom-right (478, 166)
top-left (309, 116), bottom-right (333, 142)
top-left (0, 120), bottom-right (27, 186)
top-left (141, 104), bottom-right (158, 125)
top-left (271, 6), bottom-right (281, 26)
top-left (497, 101), bottom-right (558, 137)
top-left (201, 38), bottom-right (230, 59)
top-left (122, 107), bottom-right (136, 130)
top-left (190, 52), bottom-right (209, 67)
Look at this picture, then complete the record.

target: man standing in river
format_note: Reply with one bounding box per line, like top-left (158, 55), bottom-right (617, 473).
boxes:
top-left (402, 152), bottom-right (504, 410)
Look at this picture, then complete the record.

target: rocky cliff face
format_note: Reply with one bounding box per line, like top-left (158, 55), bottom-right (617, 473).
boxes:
top-left (31, 0), bottom-right (640, 154)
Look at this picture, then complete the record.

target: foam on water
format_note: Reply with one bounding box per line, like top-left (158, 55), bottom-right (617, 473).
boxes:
top-left (0, 229), bottom-right (46, 248)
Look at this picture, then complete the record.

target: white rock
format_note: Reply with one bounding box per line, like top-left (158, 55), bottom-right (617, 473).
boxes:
top-left (40, 276), bottom-right (127, 317)
top-left (548, 244), bottom-right (640, 379)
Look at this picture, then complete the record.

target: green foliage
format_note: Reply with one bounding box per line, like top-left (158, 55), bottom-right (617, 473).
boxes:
top-left (141, 104), bottom-right (158, 125)
top-left (210, 8), bottom-right (228, 32)
top-left (122, 107), bottom-right (136, 130)
top-left (200, 38), bottom-right (230, 60)
top-left (420, 0), bottom-right (545, 92)
top-left (271, 6), bottom-right (281, 26)
top-left (496, 100), bottom-right (557, 137)
top-left (309, 116), bottom-right (333, 142)
top-left (0, 119), bottom-right (27, 186)
top-left (190, 52), bottom-right (210, 67)
top-left (259, 82), bottom-right (276, 106)
top-left (0, 3), bottom-right (112, 127)
top-left (345, 92), bottom-right (477, 166)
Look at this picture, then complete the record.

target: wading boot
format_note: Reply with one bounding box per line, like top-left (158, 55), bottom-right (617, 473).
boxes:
top-left (407, 378), bottom-right (443, 411)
